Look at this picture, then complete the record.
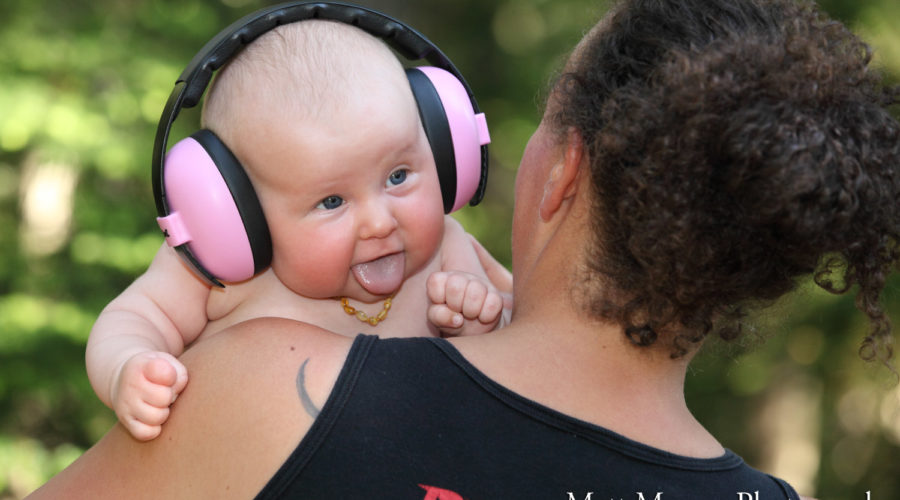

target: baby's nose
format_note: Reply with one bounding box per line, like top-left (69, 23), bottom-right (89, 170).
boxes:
top-left (359, 200), bottom-right (398, 239)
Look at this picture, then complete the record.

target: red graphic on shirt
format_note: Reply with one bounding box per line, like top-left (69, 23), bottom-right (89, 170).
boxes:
top-left (419, 484), bottom-right (465, 500)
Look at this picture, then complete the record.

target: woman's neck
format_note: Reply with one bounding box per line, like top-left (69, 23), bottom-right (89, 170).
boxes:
top-left (456, 299), bottom-right (724, 458)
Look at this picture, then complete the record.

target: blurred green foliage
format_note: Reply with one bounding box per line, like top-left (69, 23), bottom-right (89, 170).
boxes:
top-left (1, 0), bottom-right (898, 498)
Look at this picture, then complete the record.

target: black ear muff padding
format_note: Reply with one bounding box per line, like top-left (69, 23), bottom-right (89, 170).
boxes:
top-left (406, 68), bottom-right (456, 214)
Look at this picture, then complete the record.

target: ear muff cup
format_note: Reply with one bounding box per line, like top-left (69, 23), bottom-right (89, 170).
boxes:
top-left (157, 130), bottom-right (271, 284)
top-left (406, 67), bottom-right (490, 214)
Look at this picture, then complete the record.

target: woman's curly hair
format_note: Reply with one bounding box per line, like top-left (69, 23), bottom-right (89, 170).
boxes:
top-left (552, 0), bottom-right (900, 362)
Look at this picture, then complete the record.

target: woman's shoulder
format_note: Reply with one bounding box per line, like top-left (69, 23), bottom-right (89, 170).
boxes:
top-left (30, 318), bottom-right (355, 500)
top-left (183, 317), bottom-right (356, 409)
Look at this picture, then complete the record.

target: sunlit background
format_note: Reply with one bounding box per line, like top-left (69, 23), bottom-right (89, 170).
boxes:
top-left (1, 0), bottom-right (899, 498)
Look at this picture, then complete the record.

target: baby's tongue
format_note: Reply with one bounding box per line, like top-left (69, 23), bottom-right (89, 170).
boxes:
top-left (351, 253), bottom-right (405, 296)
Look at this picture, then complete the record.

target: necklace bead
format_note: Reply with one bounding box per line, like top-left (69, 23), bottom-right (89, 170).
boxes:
top-left (339, 296), bottom-right (393, 326)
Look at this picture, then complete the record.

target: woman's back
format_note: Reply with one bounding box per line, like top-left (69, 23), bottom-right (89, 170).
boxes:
top-left (258, 335), bottom-right (798, 500)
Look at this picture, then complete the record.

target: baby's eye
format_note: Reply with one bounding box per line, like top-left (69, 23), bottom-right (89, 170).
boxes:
top-left (316, 195), bottom-right (344, 210)
top-left (387, 168), bottom-right (408, 187)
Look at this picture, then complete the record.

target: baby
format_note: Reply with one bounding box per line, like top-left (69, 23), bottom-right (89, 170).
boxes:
top-left (87, 19), bottom-right (508, 441)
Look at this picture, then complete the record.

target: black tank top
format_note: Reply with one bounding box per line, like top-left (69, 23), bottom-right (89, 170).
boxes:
top-left (256, 334), bottom-right (798, 499)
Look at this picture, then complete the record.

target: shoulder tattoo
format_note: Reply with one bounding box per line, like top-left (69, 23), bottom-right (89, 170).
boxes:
top-left (296, 358), bottom-right (320, 418)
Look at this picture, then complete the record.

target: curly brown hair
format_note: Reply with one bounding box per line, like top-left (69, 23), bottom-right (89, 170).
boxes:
top-left (552, 0), bottom-right (900, 362)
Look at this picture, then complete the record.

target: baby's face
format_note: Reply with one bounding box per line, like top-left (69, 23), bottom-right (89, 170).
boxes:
top-left (237, 77), bottom-right (445, 302)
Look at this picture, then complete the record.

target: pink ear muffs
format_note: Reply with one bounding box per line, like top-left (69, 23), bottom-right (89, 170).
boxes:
top-left (407, 67), bottom-right (490, 213)
top-left (152, 2), bottom-right (490, 287)
top-left (157, 130), bottom-right (271, 284)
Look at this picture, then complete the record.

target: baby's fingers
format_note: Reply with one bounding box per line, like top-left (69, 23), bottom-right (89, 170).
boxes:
top-left (140, 381), bottom-right (179, 407)
top-left (460, 280), bottom-right (489, 320)
top-left (443, 273), bottom-right (474, 313)
top-left (122, 407), bottom-right (168, 441)
top-left (142, 353), bottom-right (189, 396)
top-left (426, 272), bottom-right (449, 304)
top-left (477, 292), bottom-right (504, 324)
top-left (132, 401), bottom-right (171, 426)
top-left (428, 304), bottom-right (464, 331)
top-left (143, 357), bottom-right (176, 386)
top-left (118, 384), bottom-right (176, 441)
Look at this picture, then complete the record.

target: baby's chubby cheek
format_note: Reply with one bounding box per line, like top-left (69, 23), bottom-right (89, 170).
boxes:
top-left (269, 244), bottom-right (355, 298)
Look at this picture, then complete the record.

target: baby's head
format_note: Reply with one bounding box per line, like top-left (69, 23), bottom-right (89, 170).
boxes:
top-left (201, 20), bottom-right (445, 301)
top-left (202, 20), bottom-right (411, 151)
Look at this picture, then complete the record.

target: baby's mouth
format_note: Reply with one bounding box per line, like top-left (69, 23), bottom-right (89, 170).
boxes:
top-left (351, 252), bottom-right (405, 296)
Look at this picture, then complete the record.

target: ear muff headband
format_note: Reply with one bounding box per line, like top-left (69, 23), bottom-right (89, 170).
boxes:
top-left (152, 1), bottom-right (489, 286)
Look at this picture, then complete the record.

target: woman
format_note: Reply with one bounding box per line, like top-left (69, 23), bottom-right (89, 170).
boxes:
top-left (29, 0), bottom-right (898, 498)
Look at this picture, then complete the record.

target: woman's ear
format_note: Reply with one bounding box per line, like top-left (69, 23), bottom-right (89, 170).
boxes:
top-left (540, 127), bottom-right (584, 221)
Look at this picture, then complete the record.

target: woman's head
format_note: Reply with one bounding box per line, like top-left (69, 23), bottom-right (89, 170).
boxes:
top-left (548, 0), bottom-right (900, 361)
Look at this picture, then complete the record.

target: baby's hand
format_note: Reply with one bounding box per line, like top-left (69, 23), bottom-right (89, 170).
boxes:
top-left (427, 271), bottom-right (505, 336)
top-left (111, 351), bottom-right (188, 441)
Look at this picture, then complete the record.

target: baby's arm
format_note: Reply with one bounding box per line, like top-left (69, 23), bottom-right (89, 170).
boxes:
top-left (428, 216), bottom-right (512, 336)
top-left (86, 243), bottom-right (211, 440)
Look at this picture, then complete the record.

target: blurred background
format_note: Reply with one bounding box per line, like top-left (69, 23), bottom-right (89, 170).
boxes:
top-left (1, 0), bottom-right (898, 498)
